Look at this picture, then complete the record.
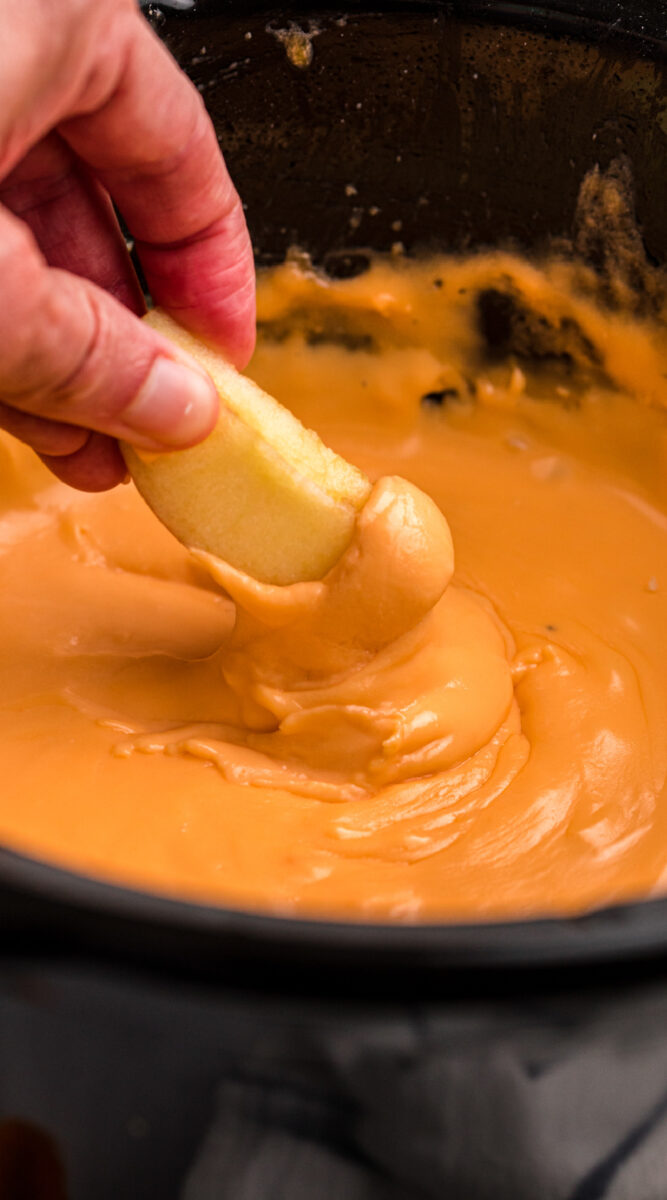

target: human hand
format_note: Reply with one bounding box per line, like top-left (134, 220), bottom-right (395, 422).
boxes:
top-left (0, 0), bottom-right (255, 491)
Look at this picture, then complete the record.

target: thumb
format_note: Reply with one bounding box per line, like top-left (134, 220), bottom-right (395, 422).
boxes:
top-left (0, 206), bottom-right (219, 456)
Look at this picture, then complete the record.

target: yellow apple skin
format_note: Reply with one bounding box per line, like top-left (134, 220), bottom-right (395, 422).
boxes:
top-left (121, 310), bottom-right (371, 585)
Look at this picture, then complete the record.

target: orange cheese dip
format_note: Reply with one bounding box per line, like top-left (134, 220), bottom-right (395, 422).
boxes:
top-left (2, 252), bottom-right (667, 921)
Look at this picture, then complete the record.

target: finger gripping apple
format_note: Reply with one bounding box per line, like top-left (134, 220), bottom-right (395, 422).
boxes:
top-left (122, 310), bottom-right (372, 585)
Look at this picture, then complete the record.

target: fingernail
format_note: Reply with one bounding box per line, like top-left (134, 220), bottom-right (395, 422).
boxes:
top-left (122, 356), bottom-right (218, 448)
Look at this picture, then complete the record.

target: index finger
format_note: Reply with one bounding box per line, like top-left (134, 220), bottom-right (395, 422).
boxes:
top-left (59, 5), bottom-right (255, 366)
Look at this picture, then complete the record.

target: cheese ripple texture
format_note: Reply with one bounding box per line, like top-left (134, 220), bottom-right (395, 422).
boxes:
top-left (2, 252), bottom-right (667, 921)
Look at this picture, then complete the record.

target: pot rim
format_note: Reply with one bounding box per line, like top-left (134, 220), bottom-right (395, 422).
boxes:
top-left (3, 842), bottom-right (667, 994)
top-left (161, 0), bottom-right (667, 55)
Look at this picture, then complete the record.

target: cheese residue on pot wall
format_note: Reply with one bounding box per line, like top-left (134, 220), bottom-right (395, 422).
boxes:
top-left (1, 250), bottom-right (667, 921)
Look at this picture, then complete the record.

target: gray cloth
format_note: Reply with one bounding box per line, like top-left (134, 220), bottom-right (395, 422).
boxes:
top-left (183, 989), bottom-right (667, 1200)
top-left (4, 959), bottom-right (667, 1200)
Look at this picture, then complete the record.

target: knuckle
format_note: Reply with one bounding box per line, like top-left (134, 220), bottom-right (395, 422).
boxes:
top-left (41, 285), bottom-right (106, 408)
top-left (0, 208), bottom-right (38, 265)
top-left (0, 217), bottom-right (50, 386)
top-left (0, 258), bottom-right (102, 414)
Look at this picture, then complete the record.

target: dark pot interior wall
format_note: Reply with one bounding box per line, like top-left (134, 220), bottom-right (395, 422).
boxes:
top-left (146, 2), bottom-right (667, 269)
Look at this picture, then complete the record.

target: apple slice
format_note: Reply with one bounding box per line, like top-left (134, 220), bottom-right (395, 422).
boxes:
top-left (122, 310), bottom-right (372, 586)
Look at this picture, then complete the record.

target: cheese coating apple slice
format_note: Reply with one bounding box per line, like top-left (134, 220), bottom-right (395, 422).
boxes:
top-left (122, 310), bottom-right (372, 585)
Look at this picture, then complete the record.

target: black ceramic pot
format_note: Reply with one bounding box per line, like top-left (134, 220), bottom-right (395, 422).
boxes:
top-left (2, 3), bottom-right (667, 1197)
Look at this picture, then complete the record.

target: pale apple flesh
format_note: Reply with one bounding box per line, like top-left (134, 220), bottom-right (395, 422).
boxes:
top-left (122, 310), bottom-right (372, 585)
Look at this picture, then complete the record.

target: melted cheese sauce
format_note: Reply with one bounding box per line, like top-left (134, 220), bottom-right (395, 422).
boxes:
top-left (2, 252), bottom-right (667, 921)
